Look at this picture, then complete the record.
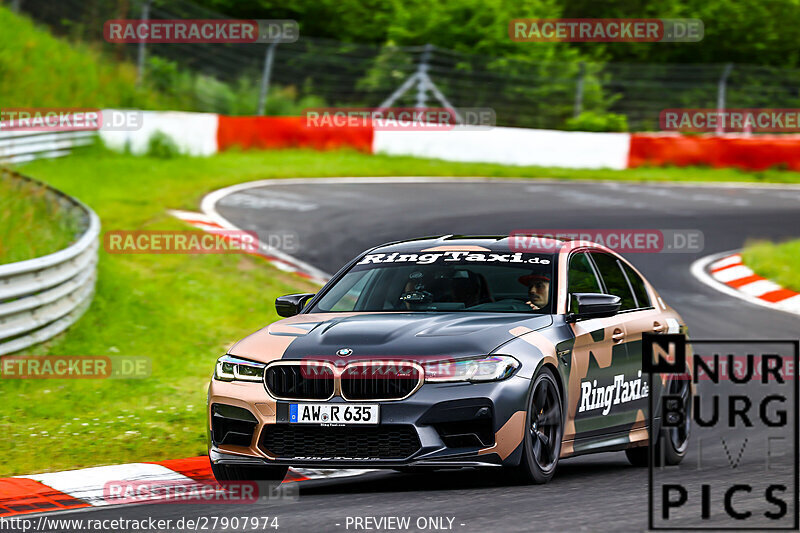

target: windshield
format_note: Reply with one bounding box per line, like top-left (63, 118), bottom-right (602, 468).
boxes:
top-left (310, 251), bottom-right (555, 313)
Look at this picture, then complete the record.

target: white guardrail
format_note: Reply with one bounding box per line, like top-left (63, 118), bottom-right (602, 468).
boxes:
top-left (0, 170), bottom-right (100, 356)
top-left (0, 130), bottom-right (97, 165)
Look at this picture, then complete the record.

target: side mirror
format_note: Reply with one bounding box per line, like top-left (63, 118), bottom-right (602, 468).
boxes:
top-left (567, 293), bottom-right (621, 322)
top-left (275, 293), bottom-right (315, 317)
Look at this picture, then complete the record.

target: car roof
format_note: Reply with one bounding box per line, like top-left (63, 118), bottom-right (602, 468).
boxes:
top-left (368, 235), bottom-right (570, 254)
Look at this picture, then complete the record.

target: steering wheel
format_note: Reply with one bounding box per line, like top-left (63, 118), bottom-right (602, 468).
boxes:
top-left (399, 290), bottom-right (433, 304)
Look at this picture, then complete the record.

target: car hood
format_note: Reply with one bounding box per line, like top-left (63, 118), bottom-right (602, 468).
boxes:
top-left (228, 312), bottom-right (553, 363)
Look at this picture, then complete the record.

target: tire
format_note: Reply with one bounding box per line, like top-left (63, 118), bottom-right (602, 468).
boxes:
top-left (510, 366), bottom-right (563, 484)
top-left (210, 461), bottom-right (289, 482)
top-left (626, 374), bottom-right (691, 467)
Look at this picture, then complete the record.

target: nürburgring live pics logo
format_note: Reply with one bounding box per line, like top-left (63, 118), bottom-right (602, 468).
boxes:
top-left (644, 333), bottom-right (799, 530)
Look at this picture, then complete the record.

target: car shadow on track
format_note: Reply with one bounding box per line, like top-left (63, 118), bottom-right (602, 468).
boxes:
top-left (298, 454), bottom-right (637, 496)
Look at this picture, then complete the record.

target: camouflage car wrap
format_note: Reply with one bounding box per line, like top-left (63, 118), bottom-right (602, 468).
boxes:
top-left (208, 236), bottom-right (689, 470)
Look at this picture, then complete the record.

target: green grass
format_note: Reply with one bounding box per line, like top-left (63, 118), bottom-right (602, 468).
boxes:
top-left (741, 240), bottom-right (800, 292)
top-left (0, 6), bottom-right (171, 109)
top-left (0, 6), bottom-right (319, 115)
top-left (0, 171), bottom-right (84, 264)
top-left (3, 147), bottom-right (800, 477)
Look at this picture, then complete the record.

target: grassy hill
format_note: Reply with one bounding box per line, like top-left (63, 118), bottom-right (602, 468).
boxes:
top-left (0, 5), bottom-right (171, 109)
top-left (0, 171), bottom-right (84, 264)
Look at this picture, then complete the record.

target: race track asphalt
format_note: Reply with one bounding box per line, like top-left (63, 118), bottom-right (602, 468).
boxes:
top-left (46, 179), bottom-right (800, 532)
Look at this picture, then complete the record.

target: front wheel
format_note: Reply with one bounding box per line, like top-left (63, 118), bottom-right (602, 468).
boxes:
top-left (210, 461), bottom-right (288, 482)
top-left (510, 366), bottom-right (563, 484)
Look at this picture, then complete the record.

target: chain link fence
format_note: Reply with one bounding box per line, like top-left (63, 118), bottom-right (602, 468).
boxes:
top-left (10, 0), bottom-right (800, 131)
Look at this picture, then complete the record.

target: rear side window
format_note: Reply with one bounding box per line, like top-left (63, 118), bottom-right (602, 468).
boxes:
top-left (590, 252), bottom-right (636, 311)
top-left (621, 262), bottom-right (652, 309)
top-left (567, 253), bottom-right (602, 312)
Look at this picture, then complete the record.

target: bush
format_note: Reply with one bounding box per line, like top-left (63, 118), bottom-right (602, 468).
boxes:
top-left (144, 56), bottom-right (326, 115)
top-left (146, 131), bottom-right (181, 158)
top-left (564, 111), bottom-right (629, 132)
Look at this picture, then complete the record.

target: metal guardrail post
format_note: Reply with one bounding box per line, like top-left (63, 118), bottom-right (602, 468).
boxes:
top-left (716, 62), bottom-right (734, 135)
top-left (378, 44), bottom-right (462, 123)
top-left (415, 44), bottom-right (433, 109)
top-left (136, 0), bottom-right (151, 86)
top-left (257, 41), bottom-right (280, 116)
top-left (573, 62), bottom-right (586, 119)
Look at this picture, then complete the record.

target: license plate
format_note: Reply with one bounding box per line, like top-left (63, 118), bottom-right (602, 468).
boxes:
top-left (289, 403), bottom-right (379, 425)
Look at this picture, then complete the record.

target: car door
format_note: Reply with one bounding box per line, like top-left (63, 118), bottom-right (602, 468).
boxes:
top-left (614, 256), bottom-right (676, 406)
top-left (563, 251), bottom-right (636, 446)
top-left (588, 252), bottom-right (652, 432)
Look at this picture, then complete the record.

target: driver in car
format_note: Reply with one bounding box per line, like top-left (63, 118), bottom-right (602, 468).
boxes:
top-left (399, 271), bottom-right (435, 310)
top-left (518, 273), bottom-right (550, 311)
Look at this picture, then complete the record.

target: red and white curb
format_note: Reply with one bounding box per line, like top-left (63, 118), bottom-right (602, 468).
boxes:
top-left (1, 457), bottom-right (374, 517)
top-left (196, 177), bottom-right (472, 286)
top-left (169, 209), bottom-right (329, 285)
top-left (182, 178), bottom-right (495, 285)
top-left (691, 250), bottom-right (800, 317)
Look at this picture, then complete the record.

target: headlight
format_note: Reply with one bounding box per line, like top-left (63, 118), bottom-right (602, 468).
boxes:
top-left (214, 355), bottom-right (266, 382)
top-left (424, 355), bottom-right (520, 383)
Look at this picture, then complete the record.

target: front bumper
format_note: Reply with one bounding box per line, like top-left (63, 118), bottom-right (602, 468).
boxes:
top-left (208, 374), bottom-right (531, 469)
top-left (209, 448), bottom-right (504, 469)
